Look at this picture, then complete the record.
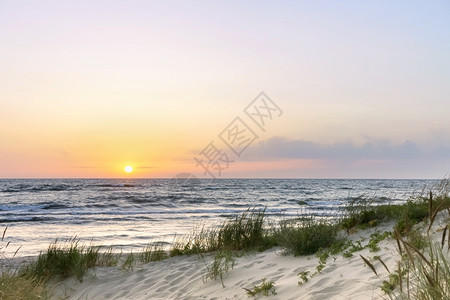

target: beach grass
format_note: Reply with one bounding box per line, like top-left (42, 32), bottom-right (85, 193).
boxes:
top-left (22, 238), bottom-right (100, 282)
top-left (394, 195), bottom-right (450, 299)
top-left (96, 246), bottom-right (122, 267)
top-left (170, 207), bottom-right (275, 256)
top-left (203, 249), bottom-right (236, 288)
top-left (0, 271), bottom-right (47, 300)
top-left (120, 251), bottom-right (136, 271)
top-left (140, 241), bottom-right (169, 263)
top-left (359, 190), bottom-right (450, 298)
top-left (244, 278), bottom-right (277, 297)
top-left (411, 243), bottom-right (450, 299)
top-left (340, 188), bottom-right (450, 236)
top-left (276, 216), bottom-right (341, 256)
top-left (1, 227), bottom-right (48, 299)
top-left (340, 201), bottom-right (402, 231)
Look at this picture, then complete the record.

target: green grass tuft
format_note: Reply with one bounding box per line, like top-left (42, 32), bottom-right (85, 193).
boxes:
top-left (276, 217), bottom-right (341, 256)
top-left (245, 278), bottom-right (276, 297)
top-left (121, 252), bottom-right (136, 271)
top-left (140, 242), bottom-right (169, 263)
top-left (203, 249), bottom-right (235, 288)
top-left (22, 238), bottom-right (100, 282)
top-left (170, 207), bottom-right (274, 256)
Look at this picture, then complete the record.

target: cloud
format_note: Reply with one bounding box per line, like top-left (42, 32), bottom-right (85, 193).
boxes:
top-left (241, 137), bottom-right (449, 161)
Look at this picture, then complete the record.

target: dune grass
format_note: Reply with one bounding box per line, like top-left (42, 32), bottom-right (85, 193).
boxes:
top-left (202, 249), bottom-right (236, 288)
top-left (96, 246), bottom-right (122, 267)
top-left (215, 208), bottom-right (267, 251)
top-left (140, 241), bottom-right (169, 264)
top-left (411, 243), bottom-right (450, 299)
top-left (171, 207), bottom-right (275, 286)
top-left (22, 238), bottom-right (101, 282)
top-left (0, 271), bottom-right (47, 300)
top-left (340, 199), bottom-right (403, 231)
top-left (0, 227), bottom-right (48, 299)
top-left (244, 278), bottom-right (277, 297)
top-left (170, 207), bottom-right (275, 256)
top-left (276, 217), bottom-right (341, 256)
top-left (340, 188), bottom-right (450, 236)
top-left (394, 193), bottom-right (450, 299)
top-left (360, 190), bottom-right (450, 299)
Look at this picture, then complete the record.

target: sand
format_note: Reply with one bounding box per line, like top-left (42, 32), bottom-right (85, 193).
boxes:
top-left (50, 215), bottom-right (448, 300)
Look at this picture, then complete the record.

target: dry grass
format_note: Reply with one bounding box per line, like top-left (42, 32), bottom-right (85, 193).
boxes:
top-left (360, 190), bottom-right (450, 299)
top-left (0, 272), bottom-right (47, 300)
top-left (1, 227), bottom-right (48, 299)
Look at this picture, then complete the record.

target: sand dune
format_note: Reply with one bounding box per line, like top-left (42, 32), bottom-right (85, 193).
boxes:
top-left (49, 219), bottom-right (427, 300)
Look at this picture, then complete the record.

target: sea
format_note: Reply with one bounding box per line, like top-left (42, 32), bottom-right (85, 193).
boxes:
top-left (0, 178), bottom-right (436, 257)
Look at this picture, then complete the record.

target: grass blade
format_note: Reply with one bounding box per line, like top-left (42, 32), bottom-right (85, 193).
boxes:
top-left (441, 225), bottom-right (447, 249)
top-left (13, 245), bottom-right (22, 257)
top-left (402, 240), bottom-right (432, 268)
top-left (394, 229), bottom-right (403, 255)
top-left (360, 255), bottom-right (377, 276)
top-left (398, 261), bottom-right (403, 294)
top-left (377, 256), bottom-right (390, 274)
top-left (429, 191), bottom-right (433, 222)
top-left (428, 201), bottom-right (444, 234)
top-left (2, 227), bottom-right (7, 241)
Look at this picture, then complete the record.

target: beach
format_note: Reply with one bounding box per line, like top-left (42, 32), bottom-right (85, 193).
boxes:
top-left (48, 212), bottom-right (448, 300)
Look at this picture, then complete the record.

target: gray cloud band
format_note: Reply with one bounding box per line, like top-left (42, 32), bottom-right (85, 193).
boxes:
top-left (240, 137), bottom-right (450, 161)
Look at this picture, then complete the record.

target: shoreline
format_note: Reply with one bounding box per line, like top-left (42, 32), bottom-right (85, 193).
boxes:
top-left (0, 178), bottom-right (430, 258)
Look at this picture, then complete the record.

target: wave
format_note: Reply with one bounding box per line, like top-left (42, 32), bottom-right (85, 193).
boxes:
top-left (95, 184), bottom-right (138, 188)
top-left (0, 216), bottom-right (55, 223)
top-left (42, 203), bottom-right (71, 210)
top-left (222, 203), bottom-right (254, 208)
top-left (85, 203), bottom-right (119, 208)
top-left (0, 203), bottom-right (73, 212)
top-left (30, 184), bottom-right (78, 192)
top-left (2, 184), bottom-right (81, 193)
top-left (1, 188), bottom-right (22, 193)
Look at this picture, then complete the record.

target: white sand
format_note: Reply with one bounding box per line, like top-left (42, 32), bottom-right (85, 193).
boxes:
top-left (50, 215), bottom-right (449, 300)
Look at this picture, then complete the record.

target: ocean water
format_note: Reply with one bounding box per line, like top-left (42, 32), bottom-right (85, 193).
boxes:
top-left (0, 178), bottom-right (435, 257)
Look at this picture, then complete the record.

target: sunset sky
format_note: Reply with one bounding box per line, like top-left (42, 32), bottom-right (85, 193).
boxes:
top-left (1, 1), bottom-right (449, 178)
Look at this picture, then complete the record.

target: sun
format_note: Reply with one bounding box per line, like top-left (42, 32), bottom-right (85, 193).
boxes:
top-left (124, 166), bottom-right (133, 173)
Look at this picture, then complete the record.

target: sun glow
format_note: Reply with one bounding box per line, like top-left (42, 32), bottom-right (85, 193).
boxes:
top-left (124, 166), bottom-right (133, 173)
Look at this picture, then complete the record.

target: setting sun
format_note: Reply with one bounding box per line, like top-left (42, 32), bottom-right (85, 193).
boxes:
top-left (124, 166), bottom-right (133, 173)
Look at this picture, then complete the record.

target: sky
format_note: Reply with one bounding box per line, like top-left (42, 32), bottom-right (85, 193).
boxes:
top-left (1, 0), bottom-right (449, 179)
